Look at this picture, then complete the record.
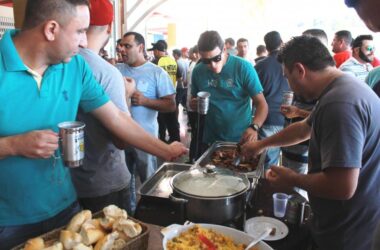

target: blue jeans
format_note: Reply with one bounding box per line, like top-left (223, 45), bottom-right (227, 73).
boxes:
top-left (259, 125), bottom-right (284, 169)
top-left (0, 201), bottom-right (81, 250)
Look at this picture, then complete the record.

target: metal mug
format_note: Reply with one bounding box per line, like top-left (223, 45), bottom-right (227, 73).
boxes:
top-left (285, 194), bottom-right (311, 225)
top-left (197, 91), bottom-right (211, 115)
top-left (58, 121), bottom-right (85, 168)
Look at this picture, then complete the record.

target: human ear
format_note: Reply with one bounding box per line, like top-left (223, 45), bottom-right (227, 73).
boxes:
top-left (43, 20), bottom-right (60, 41)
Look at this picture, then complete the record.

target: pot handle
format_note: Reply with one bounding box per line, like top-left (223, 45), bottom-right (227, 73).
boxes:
top-left (169, 194), bottom-right (188, 224)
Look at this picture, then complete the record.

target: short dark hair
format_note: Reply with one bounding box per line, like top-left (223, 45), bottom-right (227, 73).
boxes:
top-left (123, 31), bottom-right (146, 47)
top-left (237, 38), bottom-right (248, 44)
top-left (256, 45), bottom-right (266, 55)
top-left (172, 49), bottom-right (181, 57)
top-left (302, 29), bottom-right (328, 45)
top-left (264, 31), bottom-right (282, 52)
top-left (198, 31), bottom-right (224, 52)
top-left (352, 35), bottom-right (373, 49)
top-left (278, 36), bottom-right (335, 72)
top-left (335, 30), bottom-right (352, 46)
top-left (345, 0), bottom-right (359, 7)
top-left (23, 0), bottom-right (89, 30)
top-left (191, 45), bottom-right (199, 54)
top-left (225, 37), bottom-right (235, 46)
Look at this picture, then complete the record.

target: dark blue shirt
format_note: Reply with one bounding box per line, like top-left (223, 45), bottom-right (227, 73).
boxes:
top-left (307, 74), bottom-right (380, 250)
top-left (255, 50), bottom-right (290, 126)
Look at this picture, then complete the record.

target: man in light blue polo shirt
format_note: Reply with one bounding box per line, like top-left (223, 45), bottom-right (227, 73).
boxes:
top-left (0, 1), bottom-right (187, 248)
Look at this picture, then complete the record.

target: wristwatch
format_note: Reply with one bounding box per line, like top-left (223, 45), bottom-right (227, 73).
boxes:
top-left (249, 123), bottom-right (260, 131)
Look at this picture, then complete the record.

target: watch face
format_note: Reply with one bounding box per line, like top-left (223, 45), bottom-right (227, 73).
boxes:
top-left (250, 124), bottom-right (259, 131)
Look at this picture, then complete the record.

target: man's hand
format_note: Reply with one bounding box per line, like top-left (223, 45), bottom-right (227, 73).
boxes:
top-left (240, 128), bottom-right (258, 144)
top-left (166, 141), bottom-right (188, 161)
top-left (280, 105), bottom-right (300, 119)
top-left (131, 90), bottom-right (146, 106)
top-left (266, 166), bottom-right (298, 190)
top-left (190, 97), bottom-right (197, 111)
top-left (124, 77), bottom-right (136, 100)
top-left (13, 130), bottom-right (59, 159)
top-left (240, 139), bottom-right (265, 158)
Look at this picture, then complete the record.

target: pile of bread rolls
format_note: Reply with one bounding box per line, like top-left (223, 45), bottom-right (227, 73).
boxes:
top-left (23, 205), bottom-right (143, 250)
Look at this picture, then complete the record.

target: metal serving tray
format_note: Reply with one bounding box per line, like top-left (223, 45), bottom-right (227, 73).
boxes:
top-left (138, 163), bottom-right (192, 199)
top-left (194, 141), bottom-right (266, 180)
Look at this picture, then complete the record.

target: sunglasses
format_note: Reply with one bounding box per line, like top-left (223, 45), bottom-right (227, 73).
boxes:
top-left (201, 51), bottom-right (223, 64)
top-left (366, 46), bottom-right (375, 52)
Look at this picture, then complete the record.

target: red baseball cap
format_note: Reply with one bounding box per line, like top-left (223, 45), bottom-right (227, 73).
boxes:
top-left (89, 0), bottom-right (114, 26)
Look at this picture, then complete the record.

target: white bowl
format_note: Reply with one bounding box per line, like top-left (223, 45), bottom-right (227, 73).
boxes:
top-left (161, 222), bottom-right (273, 250)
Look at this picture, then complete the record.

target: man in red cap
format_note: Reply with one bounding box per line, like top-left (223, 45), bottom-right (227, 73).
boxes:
top-left (73, 0), bottom-right (187, 214)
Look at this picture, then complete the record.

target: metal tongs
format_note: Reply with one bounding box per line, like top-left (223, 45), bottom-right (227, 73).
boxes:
top-left (231, 143), bottom-right (242, 167)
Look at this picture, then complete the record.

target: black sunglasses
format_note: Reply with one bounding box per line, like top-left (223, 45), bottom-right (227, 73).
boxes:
top-left (201, 51), bottom-right (223, 64)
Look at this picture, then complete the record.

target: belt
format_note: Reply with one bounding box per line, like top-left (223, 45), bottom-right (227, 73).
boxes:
top-left (282, 151), bottom-right (308, 163)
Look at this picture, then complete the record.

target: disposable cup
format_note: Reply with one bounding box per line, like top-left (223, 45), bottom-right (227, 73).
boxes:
top-left (273, 193), bottom-right (289, 218)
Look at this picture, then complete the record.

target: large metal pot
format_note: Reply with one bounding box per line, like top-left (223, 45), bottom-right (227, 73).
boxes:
top-left (170, 166), bottom-right (250, 224)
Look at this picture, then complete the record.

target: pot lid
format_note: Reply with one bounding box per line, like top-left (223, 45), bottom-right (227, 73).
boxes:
top-left (172, 165), bottom-right (249, 198)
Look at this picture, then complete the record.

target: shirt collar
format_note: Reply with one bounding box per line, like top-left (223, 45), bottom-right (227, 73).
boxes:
top-left (0, 29), bottom-right (63, 72)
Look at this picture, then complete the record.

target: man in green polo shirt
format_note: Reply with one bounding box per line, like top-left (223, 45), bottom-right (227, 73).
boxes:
top-left (0, 0), bottom-right (187, 248)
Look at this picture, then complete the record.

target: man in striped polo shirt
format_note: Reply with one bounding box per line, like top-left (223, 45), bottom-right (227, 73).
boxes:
top-left (339, 35), bottom-right (375, 82)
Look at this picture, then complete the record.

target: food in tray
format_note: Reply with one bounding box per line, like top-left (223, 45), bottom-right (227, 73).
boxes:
top-left (22, 205), bottom-right (142, 250)
top-left (166, 224), bottom-right (259, 250)
top-left (211, 148), bottom-right (260, 172)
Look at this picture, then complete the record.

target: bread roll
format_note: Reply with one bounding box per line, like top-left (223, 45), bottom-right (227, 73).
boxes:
top-left (59, 230), bottom-right (82, 250)
top-left (99, 217), bottom-right (115, 231)
top-left (41, 242), bottom-right (63, 250)
top-left (103, 205), bottom-right (127, 220)
top-left (112, 218), bottom-right (142, 238)
top-left (24, 237), bottom-right (45, 250)
top-left (94, 231), bottom-right (119, 250)
top-left (81, 219), bottom-right (102, 231)
top-left (111, 239), bottom-right (127, 250)
top-left (67, 210), bottom-right (92, 232)
top-left (80, 228), bottom-right (105, 246)
top-left (72, 243), bottom-right (93, 250)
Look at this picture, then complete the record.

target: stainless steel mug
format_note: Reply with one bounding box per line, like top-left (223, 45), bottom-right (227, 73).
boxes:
top-left (285, 194), bottom-right (311, 225)
top-left (197, 91), bottom-right (211, 115)
top-left (58, 121), bottom-right (85, 168)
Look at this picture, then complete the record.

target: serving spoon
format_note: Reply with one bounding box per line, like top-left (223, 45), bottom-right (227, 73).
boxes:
top-left (244, 227), bottom-right (273, 250)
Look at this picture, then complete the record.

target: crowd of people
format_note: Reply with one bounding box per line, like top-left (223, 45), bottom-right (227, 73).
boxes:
top-left (0, 0), bottom-right (380, 249)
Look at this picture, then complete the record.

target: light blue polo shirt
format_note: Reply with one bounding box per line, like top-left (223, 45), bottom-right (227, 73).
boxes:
top-left (191, 55), bottom-right (263, 144)
top-left (0, 30), bottom-right (109, 226)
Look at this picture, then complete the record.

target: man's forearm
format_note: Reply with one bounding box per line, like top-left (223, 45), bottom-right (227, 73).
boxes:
top-left (261, 120), bottom-right (311, 149)
top-left (92, 102), bottom-right (172, 159)
top-left (0, 136), bottom-right (16, 159)
top-left (143, 98), bottom-right (176, 112)
top-left (291, 167), bottom-right (359, 200)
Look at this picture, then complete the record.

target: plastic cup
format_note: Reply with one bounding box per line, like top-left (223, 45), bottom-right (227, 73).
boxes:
top-left (273, 193), bottom-right (289, 218)
top-left (282, 91), bottom-right (294, 106)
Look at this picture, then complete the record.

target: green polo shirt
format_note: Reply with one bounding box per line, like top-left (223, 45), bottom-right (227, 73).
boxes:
top-left (0, 30), bottom-right (109, 226)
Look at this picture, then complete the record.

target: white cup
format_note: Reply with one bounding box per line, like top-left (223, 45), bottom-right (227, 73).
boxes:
top-left (273, 193), bottom-right (289, 218)
top-left (282, 91), bottom-right (294, 106)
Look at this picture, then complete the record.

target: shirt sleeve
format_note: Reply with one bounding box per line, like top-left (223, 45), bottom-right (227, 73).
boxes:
top-left (79, 60), bottom-right (110, 113)
top-left (241, 60), bottom-right (263, 97)
top-left (157, 68), bottom-right (176, 98)
top-left (314, 102), bottom-right (364, 169)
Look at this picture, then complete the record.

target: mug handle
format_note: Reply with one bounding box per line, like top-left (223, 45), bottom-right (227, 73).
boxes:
top-left (300, 202), bottom-right (312, 225)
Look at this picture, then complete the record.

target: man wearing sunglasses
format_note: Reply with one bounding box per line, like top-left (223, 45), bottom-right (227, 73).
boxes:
top-left (190, 30), bottom-right (268, 153)
top-left (339, 35), bottom-right (375, 82)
